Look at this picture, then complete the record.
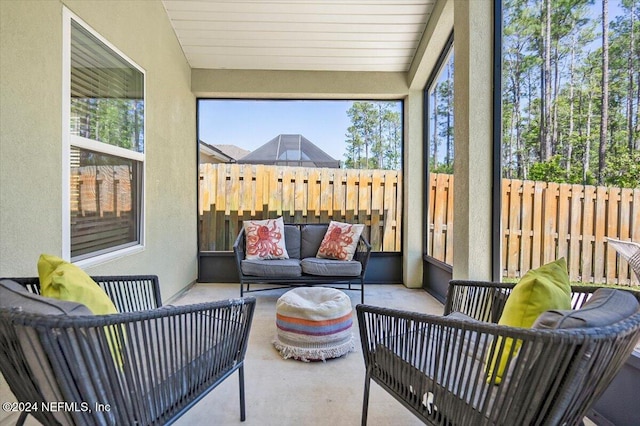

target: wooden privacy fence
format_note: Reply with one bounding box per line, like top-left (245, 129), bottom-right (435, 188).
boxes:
top-left (199, 163), bottom-right (402, 252)
top-left (428, 173), bottom-right (640, 285)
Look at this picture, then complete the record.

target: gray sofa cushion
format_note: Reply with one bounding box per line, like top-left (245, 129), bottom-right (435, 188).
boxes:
top-left (300, 257), bottom-right (362, 276)
top-left (300, 224), bottom-right (329, 259)
top-left (533, 288), bottom-right (639, 329)
top-left (0, 278), bottom-right (91, 315)
top-left (241, 259), bottom-right (302, 277)
top-left (284, 225), bottom-right (301, 259)
top-left (530, 288), bottom-right (640, 424)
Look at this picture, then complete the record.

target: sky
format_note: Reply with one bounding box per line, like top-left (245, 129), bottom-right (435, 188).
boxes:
top-left (198, 100), bottom-right (364, 161)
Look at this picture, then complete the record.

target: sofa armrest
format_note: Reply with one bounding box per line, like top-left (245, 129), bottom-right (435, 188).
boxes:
top-left (352, 234), bottom-right (372, 275)
top-left (233, 228), bottom-right (247, 275)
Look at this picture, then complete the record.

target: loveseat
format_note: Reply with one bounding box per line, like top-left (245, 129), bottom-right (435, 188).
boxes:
top-left (233, 221), bottom-right (371, 303)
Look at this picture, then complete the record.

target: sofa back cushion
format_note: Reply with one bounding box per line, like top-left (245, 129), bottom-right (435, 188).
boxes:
top-left (300, 224), bottom-right (329, 259)
top-left (0, 278), bottom-right (92, 315)
top-left (533, 288), bottom-right (639, 329)
top-left (527, 288), bottom-right (640, 424)
top-left (284, 225), bottom-right (301, 259)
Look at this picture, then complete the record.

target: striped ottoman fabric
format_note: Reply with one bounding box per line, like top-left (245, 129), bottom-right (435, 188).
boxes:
top-left (274, 287), bottom-right (354, 361)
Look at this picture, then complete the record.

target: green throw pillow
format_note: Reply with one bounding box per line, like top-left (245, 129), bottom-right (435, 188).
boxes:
top-left (486, 258), bottom-right (572, 384)
top-left (37, 254), bottom-right (123, 366)
top-left (37, 254), bottom-right (118, 316)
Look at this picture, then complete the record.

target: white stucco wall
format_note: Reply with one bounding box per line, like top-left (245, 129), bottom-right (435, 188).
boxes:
top-left (0, 0), bottom-right (197, 300)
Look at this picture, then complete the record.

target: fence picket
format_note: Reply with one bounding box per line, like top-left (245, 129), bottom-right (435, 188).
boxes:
top-left (383, 171), bottom-right (397, 251)
top-left (445, 174), bottom-right (455, 265)
top-left (521, 180), bottom-right (535, 274)
top-left (507, 179), bottom-right (521, 277)
top-left (557, 184), bottom-right (570, 260)
top-left (593, 187), bottom-right (607, 283)
top-left (582, 186), bottom-right (596, 283)
top-left (618, 188), bottom-right (633, 284)
top-left (568, 184), bottom-right (583, 281)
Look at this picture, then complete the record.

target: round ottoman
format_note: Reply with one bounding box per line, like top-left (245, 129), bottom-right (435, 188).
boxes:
top-left (273, 287), bottom-right (354, 362)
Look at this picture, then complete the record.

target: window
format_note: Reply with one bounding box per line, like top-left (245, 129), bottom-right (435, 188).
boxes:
top-left (500, 0), bottom-right (639, 285)
top-left (425, 35), bottom-right (455, 266)
top-left (64, 11), bottom-right (145, 263)
top-left (197, 99), bottom-right (403, 252)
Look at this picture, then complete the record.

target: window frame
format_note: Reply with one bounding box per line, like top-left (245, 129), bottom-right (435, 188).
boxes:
top-left (424, 32), bottom-right (455, 265)
top-left (62, 8), bottom-right (146, 266)
top-left (493, 0), bottom-right (503, 281)
top-left (196, 98), bottom-right (404, 253)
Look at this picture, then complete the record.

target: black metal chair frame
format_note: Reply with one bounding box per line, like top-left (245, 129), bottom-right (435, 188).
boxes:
top-left (0, 275), bottom-right (255, 426)
top-left (233, 223), bottom-right (372, 304)
top-left (357, 281), bottom-right (640, 426)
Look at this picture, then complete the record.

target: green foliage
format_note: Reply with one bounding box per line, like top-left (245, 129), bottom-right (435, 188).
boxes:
top-left (527, 155), bottom-right (568, 182)
top-left (502, 0), bottom-right (639, 189)
top-left (603, 147), bottom-right (640, 187)
top-left (344, 101), bottom-right (402, 170)
top-left (72, 97), bottom-right (144, 153)
top-left (427, 45), bottom-right (455, 173)
top-left (430, 161), bottom-right (453, 175)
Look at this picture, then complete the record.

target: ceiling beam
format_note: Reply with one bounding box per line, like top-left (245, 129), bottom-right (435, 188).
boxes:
top-left (407, 0), bottom-right (453, 90)
top-left (191, 69), bottom-right (409, 99)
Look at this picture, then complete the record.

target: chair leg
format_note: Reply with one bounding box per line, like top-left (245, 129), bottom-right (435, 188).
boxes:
top-left (16, 412), bottom-right (28, 426)
top-left (362, 374), bottom-right (371, 426)
top-left (239, 365), bottom-right (246, 421)
top-left (360, 278), bottom-right (365, 304)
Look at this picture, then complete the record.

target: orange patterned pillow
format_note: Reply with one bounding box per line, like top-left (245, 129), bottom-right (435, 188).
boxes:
top-left (317, 221), bottom-right (365, 261)
top-left (243, 217), bottom-right (289, 260)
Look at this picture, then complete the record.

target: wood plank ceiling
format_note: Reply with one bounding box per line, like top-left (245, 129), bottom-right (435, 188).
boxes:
top-left (161, 0), bottom-right (436, 72)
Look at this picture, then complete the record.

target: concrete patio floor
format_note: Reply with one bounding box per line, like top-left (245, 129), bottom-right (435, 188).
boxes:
top-left (171, 283), bottom-right (442, 426)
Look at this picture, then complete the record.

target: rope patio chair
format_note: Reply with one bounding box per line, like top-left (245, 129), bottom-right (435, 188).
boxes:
top-left (607, 238), bottom-right (640, 283)
top-left (0, 276), bottom-right (255, 426)
top-left (357, 281), bottom-right (640, 426)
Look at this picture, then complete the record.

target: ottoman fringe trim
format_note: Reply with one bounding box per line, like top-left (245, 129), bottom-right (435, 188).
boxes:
top-left (273, 335), bottom-right (355, 362)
